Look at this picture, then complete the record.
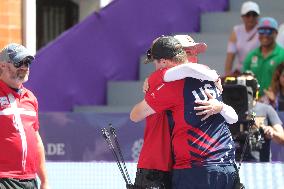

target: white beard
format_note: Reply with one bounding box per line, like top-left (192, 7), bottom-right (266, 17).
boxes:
top-left (7, 65), bottom-right (29, 85)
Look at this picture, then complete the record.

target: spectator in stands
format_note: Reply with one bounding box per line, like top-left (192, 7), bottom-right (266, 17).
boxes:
top-left (261, 62), bottom-right (284, 111)
top-left (276, 23), bottom-right (284, 48)
top-left (243, 17), bottom-right (284, 97)
top-left (224, 1), bottom-right (260, 76)
top-left (131, 36), bottom-right (240, 189)
top-left (239, 72), bottom-right (284, 160)
top-left (0, 43), bottom-right (50, 189)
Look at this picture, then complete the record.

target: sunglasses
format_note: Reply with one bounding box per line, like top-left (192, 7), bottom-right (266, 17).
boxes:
top-left (258, 28), bottom-right (274, 36)
top-left (243, 11), bottom-right (258, 17)
top-left (146, 48), bottom-right (152, 60)
top-left (10, 58), bottom-right (33, 68)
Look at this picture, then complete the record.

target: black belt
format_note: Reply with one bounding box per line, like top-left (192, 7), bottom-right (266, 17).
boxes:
top-left (137, 168), bottom-right (170, 174)
top-left (136, 168), bottom-right (171, 180)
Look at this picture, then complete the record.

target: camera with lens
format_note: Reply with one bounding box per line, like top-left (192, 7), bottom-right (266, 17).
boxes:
top-left (222, 74), bottom-right (265, 161)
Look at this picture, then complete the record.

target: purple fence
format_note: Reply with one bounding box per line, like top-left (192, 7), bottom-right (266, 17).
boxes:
top-left (26, 0), bottom-right (228, 111)
top-left (40, 112), bottom-right (145, 161)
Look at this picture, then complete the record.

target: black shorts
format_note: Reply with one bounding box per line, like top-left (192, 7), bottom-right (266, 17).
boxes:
top-left (0, 178), bottom-right (38, 189)
top-left (134, 168), bottom-right (171, 189)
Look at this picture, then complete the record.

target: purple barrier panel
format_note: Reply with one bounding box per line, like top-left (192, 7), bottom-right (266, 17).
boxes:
top-left (39, 112), bottom-right (145, 162)
top-left (26, 0), bottom-right (203, 112)
top-left (271, 111), bottom-right (284, 162)
top-left (194, 0), bottom-right (229, 12)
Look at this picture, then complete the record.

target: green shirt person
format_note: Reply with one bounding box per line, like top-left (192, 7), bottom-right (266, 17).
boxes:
top-left (243, 44), bottom-right (284, 96)
top-left (243, 17), bottom-right (284, 96)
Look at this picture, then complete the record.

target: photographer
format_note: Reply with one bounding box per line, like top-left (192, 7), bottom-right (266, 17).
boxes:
top-left (231, 72), bottom-right (284, 161)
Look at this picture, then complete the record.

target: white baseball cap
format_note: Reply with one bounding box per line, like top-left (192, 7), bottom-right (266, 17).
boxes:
top-left (241, 1), bottom-right (260, 15)
top-left (174, 35), bottom-right (207, 53)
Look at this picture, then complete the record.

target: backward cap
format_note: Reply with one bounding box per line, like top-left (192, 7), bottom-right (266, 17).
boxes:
top-left (174, 34), bottom-right (207, 53)
top-left (0, 43), bottom-right (34, 64)
top-left (151, 36), bottom-right (184, 60)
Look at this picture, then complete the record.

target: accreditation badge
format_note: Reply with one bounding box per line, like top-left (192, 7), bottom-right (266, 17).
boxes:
top-left (252, 56), bottom-right (258, 64)
top-left (251, 56), bottom-right (258, 67)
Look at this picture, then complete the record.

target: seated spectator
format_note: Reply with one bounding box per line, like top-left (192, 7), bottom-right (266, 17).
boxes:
top-left (243, 17), bottom-right (284, 97)
top-left (224, 1), bottom-right (260, 76)
top-left (261, 62), bottom-right (284, 111)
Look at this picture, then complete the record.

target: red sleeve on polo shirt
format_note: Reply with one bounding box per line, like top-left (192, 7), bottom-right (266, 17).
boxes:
top-left (24, 88), bottom-right (40, 131)
top-left (33, 96), bottom-right (39, 131)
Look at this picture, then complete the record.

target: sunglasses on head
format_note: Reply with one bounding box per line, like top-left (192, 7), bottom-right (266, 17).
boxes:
top-left (10, 58), bottom-right (33, 68)
top-left (258, 28), bottom-right (274, 36)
